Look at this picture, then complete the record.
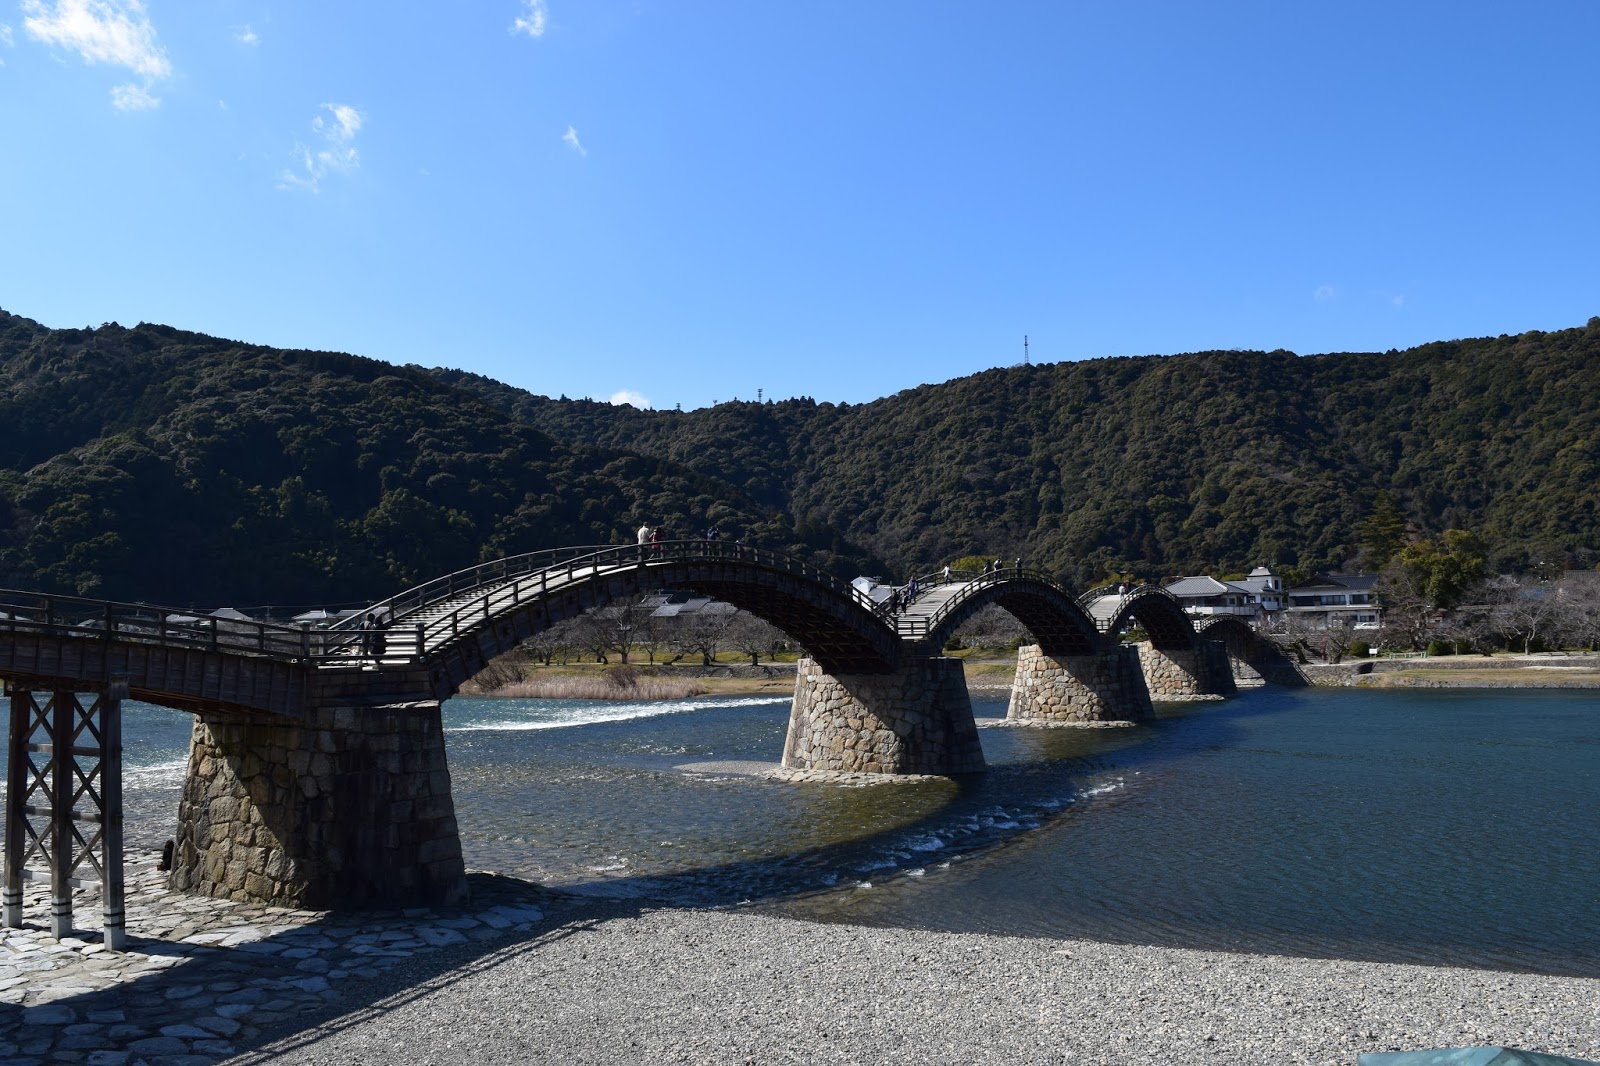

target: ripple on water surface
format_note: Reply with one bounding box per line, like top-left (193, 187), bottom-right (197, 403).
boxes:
top-left (774, 687), bottom-right (1600, 977)
top-left (56, 687), bottom-right (1600, 977)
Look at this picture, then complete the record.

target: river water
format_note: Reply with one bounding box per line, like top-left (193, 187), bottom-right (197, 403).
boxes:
top-left (107, 686), bottom-right (1600, 977)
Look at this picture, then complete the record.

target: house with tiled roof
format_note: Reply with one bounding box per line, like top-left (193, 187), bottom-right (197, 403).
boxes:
top-left (1162, 566), bottom-right (1289, 628)
top-left (1283, 573), bottom-right (1381, 630)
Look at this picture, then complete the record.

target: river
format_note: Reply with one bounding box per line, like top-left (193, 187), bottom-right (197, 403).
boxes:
top-left (106, 685), bottom-right (1600, 977)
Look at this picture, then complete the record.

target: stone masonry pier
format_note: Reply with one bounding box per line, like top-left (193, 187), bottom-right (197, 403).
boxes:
top-left (1006, 644), bottom-right (1153, 724)
top-left (783, 657), bottom-right (985, 775)
top-left (171, 700), bottom-right (468, 910)
top-left (1137, 641), bottom-right (1237, 700)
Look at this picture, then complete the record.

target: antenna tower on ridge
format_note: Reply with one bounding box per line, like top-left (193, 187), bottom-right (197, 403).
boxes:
top-left (1024, 335), bottom-right (1030, 364)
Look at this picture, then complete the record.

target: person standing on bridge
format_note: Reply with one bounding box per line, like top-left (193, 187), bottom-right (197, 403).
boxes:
top-left (638, 522), bottom-right (652, 561)
top-left (942, 563), bottom-right (951, 584)
top-left (651, 525), bottom-right (664, 554)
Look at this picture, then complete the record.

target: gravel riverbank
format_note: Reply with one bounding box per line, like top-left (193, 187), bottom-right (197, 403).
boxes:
top-left (4, 862), bottom-right (1596, 1065)
top-left (239, 904), bottom-right (1600, 1066)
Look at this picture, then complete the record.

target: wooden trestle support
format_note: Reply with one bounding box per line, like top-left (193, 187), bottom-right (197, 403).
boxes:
top-left (3, 681), bottom-right (127, 949)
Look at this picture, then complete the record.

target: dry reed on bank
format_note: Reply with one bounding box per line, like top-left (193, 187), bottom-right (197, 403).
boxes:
top-left (484, 672), bottom-right (709, 701)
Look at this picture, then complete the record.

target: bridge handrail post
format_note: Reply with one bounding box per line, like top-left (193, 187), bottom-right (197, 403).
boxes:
top-left (415, 624), bottom-right (424, 659)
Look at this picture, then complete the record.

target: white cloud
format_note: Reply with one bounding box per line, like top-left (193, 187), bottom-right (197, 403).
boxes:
top-left (1313, 284), bottom-right (1336, 302)
top-left (562, 125), bottom-right (586, 156)
top-left (1391, 294), bottom-right (1405, 308)
top-left (278, 103), bottom-right (364, 193)
top-left (1, 23), bottom-right (14, 46)
top-left (109, 80), bottom-right (157, 109)
top-left (609, 390), bottom-right (650, 409)
top-left (22, 0), bottom-right (171, 108)
top-left (234, 24), bottom-right (258, 46)
top-left (511, 0), bottom-right (547, 37)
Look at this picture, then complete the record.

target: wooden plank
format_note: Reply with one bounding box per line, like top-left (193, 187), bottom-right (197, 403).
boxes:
top-left (3, 690), bottom-right (29, 927)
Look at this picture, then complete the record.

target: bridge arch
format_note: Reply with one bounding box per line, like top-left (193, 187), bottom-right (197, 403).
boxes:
top-left (1100, 588), bottom-right (1198, 650)
top-left (916, 576), bottom-right (1103, 658)
top-left (1195, 617), bottom-right (1308, 687)
top-left (354, 543), bottom-right (904, 698)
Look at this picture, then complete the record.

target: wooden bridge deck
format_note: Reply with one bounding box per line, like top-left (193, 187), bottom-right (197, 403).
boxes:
top-left (0, 543), bottom-right (1235, 714)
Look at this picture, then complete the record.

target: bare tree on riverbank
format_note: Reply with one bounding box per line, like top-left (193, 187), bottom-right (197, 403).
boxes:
top-left (672, 602), bottom-right (739, 665)
top-left (949, 605), bottom-right (1028, 653)
top-left (727, 614), bottom-right (788, 666)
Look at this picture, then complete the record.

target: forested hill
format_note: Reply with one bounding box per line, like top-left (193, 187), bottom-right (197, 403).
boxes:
top-left (0, 311), bottom-right (882, 606)
top-left (437, 320), bottom-right (1600, 586)
top-left (4, 306), bottom-right (1595, 606)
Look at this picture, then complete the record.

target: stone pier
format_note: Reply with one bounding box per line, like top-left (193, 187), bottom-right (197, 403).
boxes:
top-left (783, 657), bottom-right (985, 775)
top-left (171, 700), bottom-right (468, 909)
top-left (1005, 644), bottom-right (1153, 723)
top-left (1137, 641), bottom-right (1237, 700)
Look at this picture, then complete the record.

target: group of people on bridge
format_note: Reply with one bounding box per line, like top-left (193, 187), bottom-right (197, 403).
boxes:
top-left (882, 557), bottom-right (1025, 614)
top-left (357, 611), bottom-right (390, 658)
top-left (634, 522), bottom-right (740, 557)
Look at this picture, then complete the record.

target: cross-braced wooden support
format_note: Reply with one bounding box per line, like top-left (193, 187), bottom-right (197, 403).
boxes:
top-left (3, 682), bottom-right (126, 949)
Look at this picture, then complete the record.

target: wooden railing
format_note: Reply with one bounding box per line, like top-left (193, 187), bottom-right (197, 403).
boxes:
top-left (0, 588), bottom-right (423, 665)
top-left (1075, 583), bottom-right (1183, 632)
top-left (339, 540), bottom-right (889, 658)
top-left (887, 566), bottom-right (1060, 639)
top-left (0, 544), bottom-right (1047, 670)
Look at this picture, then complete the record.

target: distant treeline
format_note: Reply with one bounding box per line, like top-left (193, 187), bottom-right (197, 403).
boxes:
top-left (0, 311), bottom-right (883, 606)
top-left (2, 307), bottom-right (1597, 606)
top-left (438, 318), bottom-right (1600, 587)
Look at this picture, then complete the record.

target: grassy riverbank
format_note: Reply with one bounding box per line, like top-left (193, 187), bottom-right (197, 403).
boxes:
top-left (1306, 652), bottom-right (1600, 688)
top-left (459, 655), bottom-right (1028, 699)
top-left (1365, 665), bottom-right (1600, 687)
top-left (461, 661), bottom-right (801, 699)
top-left (465, 652), bottom-right (1600, 699)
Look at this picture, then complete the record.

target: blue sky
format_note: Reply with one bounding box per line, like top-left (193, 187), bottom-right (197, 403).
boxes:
top-left (2, 2), bottom-right (1598, 412)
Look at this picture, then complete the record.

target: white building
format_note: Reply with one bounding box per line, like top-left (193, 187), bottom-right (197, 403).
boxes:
top-left (1163, 567), bottom-right (1286, 627)
top-left (1165, 575), bottom-right (1267, 623)
top-left (1282, 574), bottom-right (1381, 630)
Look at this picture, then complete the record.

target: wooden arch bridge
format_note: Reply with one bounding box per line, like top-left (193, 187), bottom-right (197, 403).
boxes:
top-left (0, 541), bottom-right (1302, 938)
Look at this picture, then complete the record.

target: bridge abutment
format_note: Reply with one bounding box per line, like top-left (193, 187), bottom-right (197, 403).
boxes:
top-left (1137, 641), bottom-right (1237, 700)
top-left (171, 700), bottom-right (467, 909)
top-left (1006, 644), bottom-right (1153, 723)
top-left (783, 657), bottom-right (984, 775)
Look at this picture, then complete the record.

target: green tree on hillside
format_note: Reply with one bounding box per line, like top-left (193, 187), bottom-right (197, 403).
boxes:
top-left (1391, 529), bottom-right (1487, 609)
top-left (1356, 491), bottom-right (1409, 570)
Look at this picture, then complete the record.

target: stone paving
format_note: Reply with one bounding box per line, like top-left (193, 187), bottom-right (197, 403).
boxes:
top-left (0, 856), bottom-right (555, 1065)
